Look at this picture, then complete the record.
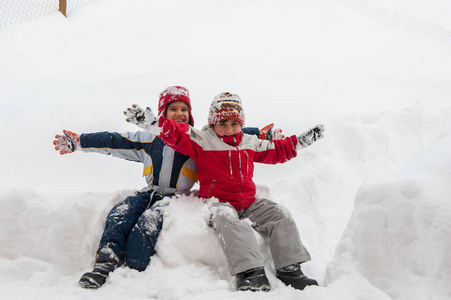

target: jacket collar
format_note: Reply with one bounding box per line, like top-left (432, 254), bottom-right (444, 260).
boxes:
top-left (217, 131), bottom-right (243, 147)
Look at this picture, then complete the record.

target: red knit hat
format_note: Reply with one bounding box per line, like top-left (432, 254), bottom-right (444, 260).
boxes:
top-left (158, 86), bottom-right (194, 126)
top-left (208, 92), bottom-right (245, 126)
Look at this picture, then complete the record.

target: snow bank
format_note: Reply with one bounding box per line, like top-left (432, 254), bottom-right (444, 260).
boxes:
top-left (326, 130), bottom-right (451, 299)
top-left (256, 105), bottom-right (451, 283)
top-left (0, 190), bottom-right (135, 277)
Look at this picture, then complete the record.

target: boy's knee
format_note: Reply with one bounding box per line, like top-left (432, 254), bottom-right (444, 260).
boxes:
top-left (136, 210), bottom-right (163, 236)
top-left (256, 198), bottom-right (294, 222)
top-left (209, 203), bottom-right (239, 228)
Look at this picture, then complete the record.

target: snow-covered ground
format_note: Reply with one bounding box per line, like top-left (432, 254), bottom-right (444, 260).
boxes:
top-left (1, 0), bottom-right (450, 299)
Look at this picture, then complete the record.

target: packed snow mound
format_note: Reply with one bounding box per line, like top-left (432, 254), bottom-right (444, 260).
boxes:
top-left (326, 131), bottom-right (451, 300)
top-left (1, 106), bottom-right (450, 299)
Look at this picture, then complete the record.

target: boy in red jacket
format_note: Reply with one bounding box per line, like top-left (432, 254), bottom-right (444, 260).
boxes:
top-left (126, 92), bottom-right (324, 292)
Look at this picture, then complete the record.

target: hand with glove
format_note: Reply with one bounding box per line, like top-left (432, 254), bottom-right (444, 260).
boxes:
top-left (259, 123), bottom-right (285, 141)
top-left (297, 124), bottom-right (325, 149)
top-left (53, 130), bottom-right (81, 155)
top-left (124, 104), bottom-right (161, 135)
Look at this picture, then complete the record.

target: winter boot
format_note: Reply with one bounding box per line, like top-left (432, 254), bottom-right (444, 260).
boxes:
top-left (79, 262), bottom-right (116, 289)
top-left (236, 267), bottom-right (271, 292)
top-left (276, 263), bottom-right (318, 290)
top-left (79, 245), bottom-right (120, 289)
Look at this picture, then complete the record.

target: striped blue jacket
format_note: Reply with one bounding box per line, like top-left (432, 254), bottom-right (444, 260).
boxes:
top-left (80, 131), bottom-right (197, 194)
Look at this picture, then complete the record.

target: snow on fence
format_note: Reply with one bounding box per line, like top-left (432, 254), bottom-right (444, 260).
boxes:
top-left (0, 0), bottom-right (101, 27)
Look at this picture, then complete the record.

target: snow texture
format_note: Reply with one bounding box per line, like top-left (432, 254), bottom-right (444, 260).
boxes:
top-left (1, 0), bottom-right (451, 299)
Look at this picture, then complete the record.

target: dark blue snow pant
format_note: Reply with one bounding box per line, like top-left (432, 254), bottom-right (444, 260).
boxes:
top-left (96, 190), bottom-right (168, 271)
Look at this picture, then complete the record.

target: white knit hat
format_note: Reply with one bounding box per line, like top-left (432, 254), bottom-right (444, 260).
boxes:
top-left (208, 92), bottom-right (245, 126)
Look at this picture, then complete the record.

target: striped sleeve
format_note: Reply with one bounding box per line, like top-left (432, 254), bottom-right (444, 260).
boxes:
top-left (80, 131), bottom-right (156, 163)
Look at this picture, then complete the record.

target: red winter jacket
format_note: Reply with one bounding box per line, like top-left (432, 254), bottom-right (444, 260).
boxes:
top-left (159, 117), bottom-right (299, 211)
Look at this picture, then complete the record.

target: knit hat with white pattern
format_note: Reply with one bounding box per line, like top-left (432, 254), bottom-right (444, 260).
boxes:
top-left (208, 92), bottom-right (245, 126)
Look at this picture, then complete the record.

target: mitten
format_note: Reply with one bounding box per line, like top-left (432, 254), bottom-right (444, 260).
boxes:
top-left (124, 104), bottom-right (160, 135)
top-left (259, 123), bottom-right (285, 141)
top-left (297, 124), bottom-right (324, 149)
top-left (53, 130), bottom-right (81, 155)
top-left (158, 116), bottom-right (176, 146)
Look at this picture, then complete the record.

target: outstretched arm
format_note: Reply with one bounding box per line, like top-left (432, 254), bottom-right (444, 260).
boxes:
top-left (253, 124), bottom-right (325, 164)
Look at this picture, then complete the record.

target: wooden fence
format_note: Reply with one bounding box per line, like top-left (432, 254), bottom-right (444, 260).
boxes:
top-left (59, 0), bottom-right (67, 17)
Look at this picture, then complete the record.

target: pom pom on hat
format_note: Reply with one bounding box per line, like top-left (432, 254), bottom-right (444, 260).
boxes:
top-left (158, 86), bottom-right (194, 126)
top-left (208, 92), bottom-right (245, 126)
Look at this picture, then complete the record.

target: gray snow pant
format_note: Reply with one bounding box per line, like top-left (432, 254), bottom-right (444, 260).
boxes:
top-left (209, 198), bottom-right (311, 275)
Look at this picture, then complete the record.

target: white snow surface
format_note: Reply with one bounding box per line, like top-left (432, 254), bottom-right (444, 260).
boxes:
top-left (1, 0), bottom-right (451, 299)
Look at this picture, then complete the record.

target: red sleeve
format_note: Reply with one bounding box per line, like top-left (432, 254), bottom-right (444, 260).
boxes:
top-left (254, 135), bottom-right (298, 164)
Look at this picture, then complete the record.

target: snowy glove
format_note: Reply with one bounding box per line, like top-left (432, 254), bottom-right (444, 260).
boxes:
top-left (53, 130), bottom-right (81, 155)
top-left (124, 104), bottom-right (160, 135)
top-left (297, 124), bottom-right (325, 149)
top-left (259, 123), bottom-right (285, 141)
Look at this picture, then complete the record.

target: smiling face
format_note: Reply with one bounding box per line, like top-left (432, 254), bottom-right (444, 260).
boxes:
top-left (212, 119), bottom-right (242, 136)
top-left (165, 101), bottom-right (190, 124)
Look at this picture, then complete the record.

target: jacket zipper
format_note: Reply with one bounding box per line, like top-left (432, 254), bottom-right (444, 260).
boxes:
top-left (238, 149), bottom-right (243, 179)
top-left (207, 179), bottom-right (216, 198)
top-left (228, 150), bottom-right (233, 176)
top-left (238, 148), bottom-right (244, 209)
top-left (244, 150), bottom-right (249, 176)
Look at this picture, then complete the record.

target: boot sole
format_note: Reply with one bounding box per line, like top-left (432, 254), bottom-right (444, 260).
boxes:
top-left (237, 284), bottom-right (271, 292)
top-left (79, 274), bottom-right (103, 289)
